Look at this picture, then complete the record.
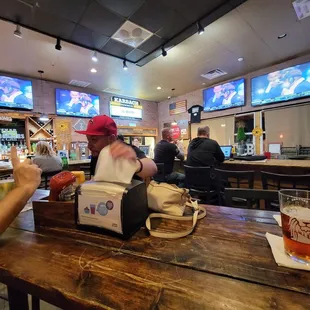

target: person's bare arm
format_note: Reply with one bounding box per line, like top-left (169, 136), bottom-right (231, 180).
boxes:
top-left (0, 147), bottom-right (42, 234)
top-left (135, 158), bottom-right (157, 179)
top-left (110, 141), bottom-right (157, 179)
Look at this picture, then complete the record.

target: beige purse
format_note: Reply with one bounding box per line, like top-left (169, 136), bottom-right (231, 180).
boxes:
top-left (146, 181), bottom-right (206, 239)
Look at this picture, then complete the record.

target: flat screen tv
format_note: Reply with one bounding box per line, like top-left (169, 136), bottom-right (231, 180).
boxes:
top-left (0, 76), bottom-right (33, 110)
top-left (56, 89), bottom-right (100, 118)
top-left (251, 62), bottom-right (310, 106)
top-left (203, 78), bottom-right (245, 112)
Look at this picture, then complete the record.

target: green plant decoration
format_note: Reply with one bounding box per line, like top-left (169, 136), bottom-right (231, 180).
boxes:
top-left (237, 127), bottom-right (246, 143)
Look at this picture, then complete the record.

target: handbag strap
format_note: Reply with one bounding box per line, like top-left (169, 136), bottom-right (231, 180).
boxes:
top-left (145, 201), bottom-right (206, 239)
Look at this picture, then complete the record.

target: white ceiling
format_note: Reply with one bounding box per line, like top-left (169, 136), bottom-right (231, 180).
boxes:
top-left (0, 0), bottom-right (310, 102)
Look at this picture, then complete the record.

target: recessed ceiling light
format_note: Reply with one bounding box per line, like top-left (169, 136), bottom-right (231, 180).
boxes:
top-left (238, 57), bottom-right (244, 62)
top-left (90, 68), bottom-right (97, 73)
top-left (278, 33), bottom-right (287, 39)
top-left (221, 124), bottom-right (226, 127)
top-left (157, 86), bottom-right (162, 90)
top-left (202, 82), bottom-right (206, 85)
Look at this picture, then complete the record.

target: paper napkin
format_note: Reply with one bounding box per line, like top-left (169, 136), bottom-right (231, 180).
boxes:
top-left (265, 232), bottom-right (310, 271)
top-left (273, 214), bottom-right (282, 227)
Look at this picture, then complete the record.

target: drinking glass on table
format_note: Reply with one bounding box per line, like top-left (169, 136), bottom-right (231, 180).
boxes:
top-left (279, 190), bottom-right (310, 264)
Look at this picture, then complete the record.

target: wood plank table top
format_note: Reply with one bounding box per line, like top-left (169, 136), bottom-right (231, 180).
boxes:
top-left (2, 203), bottom-right (310, 309)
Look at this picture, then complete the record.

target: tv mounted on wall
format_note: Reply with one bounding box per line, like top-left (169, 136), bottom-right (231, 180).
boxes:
top-left (251, 62), bottom-right (310, 107)
top-left (56, 88), bottom-right (100, 118)
top-left (203, 78), bottom-right (245, 112)
top-left (0, 76), bottom-right (33, 110)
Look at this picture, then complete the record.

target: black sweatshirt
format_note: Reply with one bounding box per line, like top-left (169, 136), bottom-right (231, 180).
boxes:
top-left (186, 137), bottom-right (225, 167)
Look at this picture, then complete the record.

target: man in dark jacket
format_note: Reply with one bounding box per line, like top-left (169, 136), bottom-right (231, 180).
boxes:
top-left (187, 126), bottom-right (224, 167)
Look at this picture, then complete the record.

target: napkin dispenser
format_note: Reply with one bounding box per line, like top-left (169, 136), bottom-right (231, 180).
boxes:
top-left (75, 180), bottom-right (148, 239)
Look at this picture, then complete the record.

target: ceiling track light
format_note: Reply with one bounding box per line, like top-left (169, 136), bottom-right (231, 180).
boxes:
top-left (161, 46), bottom-right (167, 57)
top-left (14, 24), bottom-right (22, 38)
top-left (123, 59), bottom-right (128, 70)
top-left (92, 51), bottom-right (98, 62)
top-left (197, 21), bottom-right (204, 35)
top-left (55, 37), bottom-right (62, 51)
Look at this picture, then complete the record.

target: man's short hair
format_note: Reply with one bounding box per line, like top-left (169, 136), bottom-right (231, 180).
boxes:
top-left (162, 127), bottom-right (171, 139)
top-left (197, 126), bottom-right (210, 136)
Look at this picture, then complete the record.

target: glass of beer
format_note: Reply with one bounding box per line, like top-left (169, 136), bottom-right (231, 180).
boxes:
top-left (279, 190), bottom-right (310, 264)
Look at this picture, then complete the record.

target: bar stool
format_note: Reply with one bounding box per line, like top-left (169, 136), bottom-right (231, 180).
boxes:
top-left (184, 165), bottom-right (220, 205)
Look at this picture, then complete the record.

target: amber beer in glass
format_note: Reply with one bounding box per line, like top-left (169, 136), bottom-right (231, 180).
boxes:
top-left (279, 190), bottom-right (310, 264)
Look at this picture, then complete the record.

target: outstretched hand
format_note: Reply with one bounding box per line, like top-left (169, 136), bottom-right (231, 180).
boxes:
top-left (11, 146), bottom-right (42, 196)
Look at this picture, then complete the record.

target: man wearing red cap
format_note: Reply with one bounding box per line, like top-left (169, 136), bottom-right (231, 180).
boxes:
top-left (76, 115), bottom-right (157, 180)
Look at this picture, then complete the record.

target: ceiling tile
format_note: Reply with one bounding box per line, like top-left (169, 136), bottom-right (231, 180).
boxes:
top-left (101, 39), bottom-right (134, 58)
top-left (70, 25), bottom-right (109, 50)
top-left (126, 49), bottom-right (147, 62)
top-left (80, 1), bottom-right (125, 36)
top-left (164, 0), bottom-right (226, 23)
top-left (32, 11), bottom-right (76, 39)
top-left (130, 0), bottom-right (179, 33)
top-left (37, 0), bottom-right (89, 23)
top-left (138, 35), bottom-right (164, 54)
top-left (0, 0), bottom-right (34, 25)
top-left (96, 0), bottom-right (144, 18)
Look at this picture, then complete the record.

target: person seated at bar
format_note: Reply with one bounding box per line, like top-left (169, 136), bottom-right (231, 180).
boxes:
top-left (187, 126), bottom-right (224, 167)
top-left (154, 128), bottom-right (185, 187)
top-left (32, 141), bottom-right (62, 173)
top-left (76, 115), bottom-right (157, 179)
top-left (0, 147), bottom-right (41, 234)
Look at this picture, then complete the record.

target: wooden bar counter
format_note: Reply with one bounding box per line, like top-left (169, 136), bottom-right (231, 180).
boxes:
top-left (220, 159), bottom-right (310, 175)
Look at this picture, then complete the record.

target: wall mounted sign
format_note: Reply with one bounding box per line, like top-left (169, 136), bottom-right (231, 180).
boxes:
top-left (110, 96), bottom-right (143, 120)
top-left (163, 119), bottom-right (189, 140)
top-left (0, 116), bottom-right (12, 122)
top-left (169, 100), bottom-right (187, 115)
top-left (72, 119), bottom-right (88, 131)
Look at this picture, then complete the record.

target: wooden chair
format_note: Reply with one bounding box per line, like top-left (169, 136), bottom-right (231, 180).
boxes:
top-left (153, 163), bottom-right (166, 183)
top-left (261, 171), bottom-right (310, 190)
top-left (215, 169), bottom-right (255, 208)
top-left (40, 170), bottom-right (62, 190)
top-left (215, 169), bottom-right (255, 189)
top-left (224, 188), bottom-right (279, 210)
top-left (184, 165), bottom-right (220, 205)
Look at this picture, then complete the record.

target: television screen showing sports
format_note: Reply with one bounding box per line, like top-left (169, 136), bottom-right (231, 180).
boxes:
top-left (56, 89), bottom-right (100, 118)
top-left (0, 76), bottom-right (33, 110)
top-left (203, 78), bottom-right (245, 112)
top-left (251, 62), bottom-right (310, 106)
top-left (110, 96), bottom-right (142, 120)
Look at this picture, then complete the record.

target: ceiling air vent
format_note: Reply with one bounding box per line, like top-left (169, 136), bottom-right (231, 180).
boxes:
top-left (201, 69), bottom-right (227, 80)
top-left (103, 88), bottom-right (121, 94)
top-left (112, 21), bottom-right (153, 48)
top-left (69, 80), bottom-right (91, 88)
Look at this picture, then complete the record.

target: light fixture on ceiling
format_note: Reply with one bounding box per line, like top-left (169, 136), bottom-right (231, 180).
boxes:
top-left (278, 33), bottom-right (287, 39)
top-left (123, 59), bottom-right (128, 70)
top-left (55, 38), bottom-right (62, 51)
top-left (221, 124), bottom-right (226, 127)
top-left (90, 68), bottom-right (97, 73)
top-left (202, 82), bottom-right (206, 85)
top-left (197, 22), bottom-right (204, 35)
top-left (157, 86), bottom-right (162, 90)
top-left (168, 96), bottom-right (171, 99)
top-left (39, 114), bottom-right (49, 122)
top-left (92, 51), bottom-right (98, 62)
top-left (238, 57), bottom-right (244, 62)
top-left (161, 46), bottom-right (167, 57)
top-left (14, 24), bottom-right (22, 38)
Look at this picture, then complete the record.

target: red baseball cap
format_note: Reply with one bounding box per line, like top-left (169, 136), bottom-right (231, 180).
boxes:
top-left (75, 115), bottom-right (117, 136)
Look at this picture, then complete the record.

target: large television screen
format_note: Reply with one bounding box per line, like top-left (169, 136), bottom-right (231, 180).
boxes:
top-left (252, 62), bottom-right (310, 106)
top-left (110, 97), bottom-right (142, 120)
top-left (0, 76), bottom-right (33, 110)
top-left (203, 78), bottom-right (245, 112)
top-left (56, 89), bottom-right (100, 117)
